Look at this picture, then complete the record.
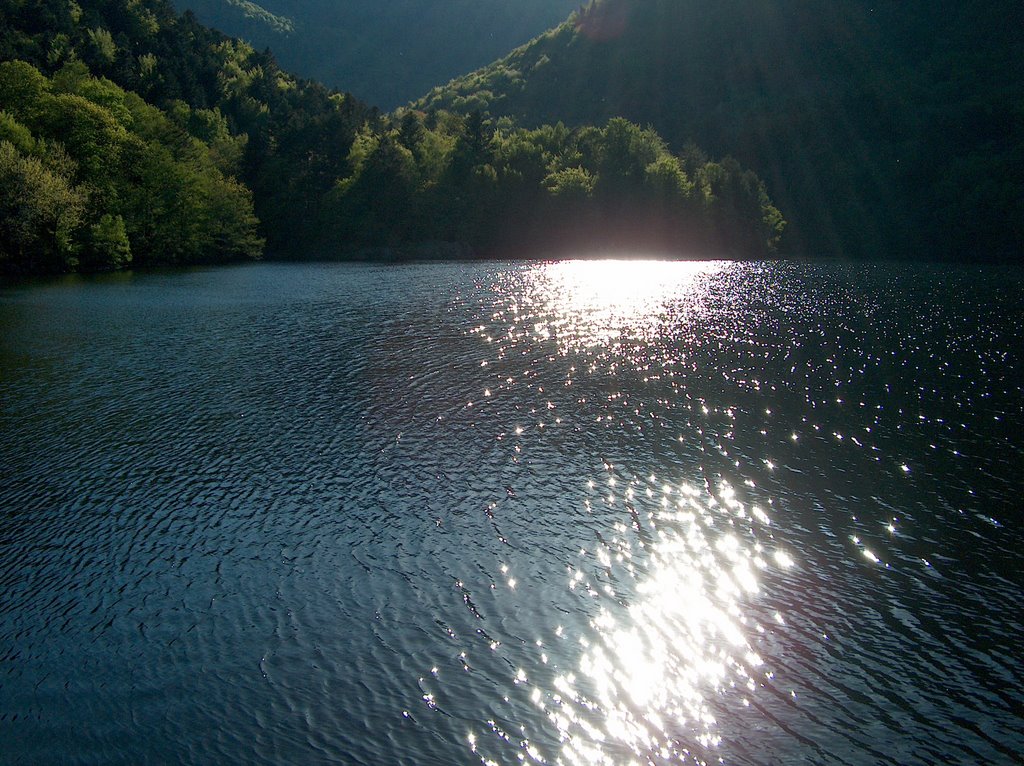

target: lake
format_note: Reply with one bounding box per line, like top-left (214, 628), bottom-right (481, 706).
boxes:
top-left (1, 260), bottom-right (1022, 765)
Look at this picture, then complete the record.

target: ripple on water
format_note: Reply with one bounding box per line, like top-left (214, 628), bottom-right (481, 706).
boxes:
top-left (1, 260), bottom-right (1022, 765)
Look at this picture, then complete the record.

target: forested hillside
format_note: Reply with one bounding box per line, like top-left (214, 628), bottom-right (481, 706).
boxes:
top-left (173, 0), bottom-right (578, 108)
top-left (0, 0), bottom-right (784, 273)
top-left (0, 0), bottom-right (374, 272)
top-left (418, 0), bottom-right (1024, 262)
top-left (0, 59), bottom-right (262, 272)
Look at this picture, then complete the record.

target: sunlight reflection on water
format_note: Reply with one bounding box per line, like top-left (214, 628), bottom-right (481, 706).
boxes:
top-left (4, 260), bottom-right (1021, 766)
top-left (533, 476), bottom-right (793, 766)
top-left (519, 259), bottom-right (727, 351)
top-left (480, 260), bottom-right (793, 765)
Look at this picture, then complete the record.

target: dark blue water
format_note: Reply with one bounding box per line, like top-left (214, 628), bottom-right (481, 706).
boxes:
top-left (1, 260), bottom-right (1022, 765)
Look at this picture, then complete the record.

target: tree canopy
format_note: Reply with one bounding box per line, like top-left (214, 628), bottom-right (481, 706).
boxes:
top-left (0, 59), bottom-right (262, 272)
top-left (0, 0), bottom-right (785, 274)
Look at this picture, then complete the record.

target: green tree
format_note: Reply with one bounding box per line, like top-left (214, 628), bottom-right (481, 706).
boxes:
top-left (80, 213), bottom-right (131, 271)
top-left (0, 61), bottom-right (50, 120)
top-left (85, 27), bottom-right (117, 67)
top-left (35, 91), bottom-right (128, 203)
top-left (644, 154), bottom-right (693, 202)
top-left (592, 118), bottom-right (664, 199)
top-left (544, 165), bottom-right (595, 199)
top-left (0, 139), bottom-right (86, 272)
top-left (329, 132), bottom-right (417, 246)
top-left (0, 110), bottom-right (36, 154)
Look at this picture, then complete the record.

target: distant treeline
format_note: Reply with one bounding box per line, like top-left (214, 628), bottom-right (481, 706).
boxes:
top-left (0, 0), bottom-right (782, 274)
top-left (321, 111), bottom-right (784, 257)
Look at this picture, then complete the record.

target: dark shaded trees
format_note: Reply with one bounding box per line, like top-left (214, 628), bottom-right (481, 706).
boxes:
top-left (321, 111), bottom-right (784, 256)
top-left (414, 0), bottom-right (1024, 262)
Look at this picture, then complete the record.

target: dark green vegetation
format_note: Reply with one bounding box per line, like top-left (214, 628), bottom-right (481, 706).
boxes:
top-left (418, 0), bottom-right (1024, 262)
top-left (172, 0), bottom-right (578, 108)
top-left (0, 0), bottom-right (782, 274)
top-left (327, 112), bottom-right (783, 257)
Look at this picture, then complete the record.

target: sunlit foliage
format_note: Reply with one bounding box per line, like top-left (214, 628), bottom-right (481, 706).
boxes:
top-left (0, 59), bottom-right (262, 272)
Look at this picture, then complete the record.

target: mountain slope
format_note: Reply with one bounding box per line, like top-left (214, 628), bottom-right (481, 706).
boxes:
top-left (0, 0), bottom-right (373, 269)
top-left (173, 0), bottom-right (578, 108)
top-left (417, 0), bottom-right (1024, 261)
top-left (1, 0), bottom-right (785, 272)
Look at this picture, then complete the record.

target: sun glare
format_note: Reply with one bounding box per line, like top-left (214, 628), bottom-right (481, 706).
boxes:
top-left (483, 259), bottom-right (776, 765)
top-left (536, 478), bottom-right (773, 766)
top-left (545, 259), bottom-right (723, 308)
top-left (521, 259), bottom-right (727, 351)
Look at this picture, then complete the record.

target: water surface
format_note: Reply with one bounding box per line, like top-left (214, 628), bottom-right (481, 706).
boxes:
top-left (1, 260), bottom-right (1022, 765)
